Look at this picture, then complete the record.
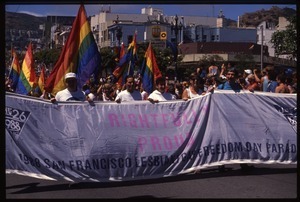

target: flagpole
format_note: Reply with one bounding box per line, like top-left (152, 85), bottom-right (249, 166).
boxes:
top-left (8, 54), bottom-right (15, 77)
top-left (9, 44), bottom-right (14, 76)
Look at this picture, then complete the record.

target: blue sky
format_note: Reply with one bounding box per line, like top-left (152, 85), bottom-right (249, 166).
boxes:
top-left (5, 4), bottom-right (296, 21)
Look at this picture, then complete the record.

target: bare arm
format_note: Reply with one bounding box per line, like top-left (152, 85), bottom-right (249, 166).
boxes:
top-left (219, 63), bottom-right (226, 77)
top-left (181, 89), bottom-right (189, 101)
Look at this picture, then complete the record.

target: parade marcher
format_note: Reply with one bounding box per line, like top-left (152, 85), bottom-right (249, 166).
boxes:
top-left (182, 74), bottom-right (204, 101)
top-left (51, 72), bottom-right (86, 102)
top-left (102, 82), bottom-right (116, 101)
top-left (148, 77), bottom-right (176, 103)
top-left (275, 74), bottom-right (289, 93)
top-left (217, 67), bottom-right (254, 172)
top-left (115, 75), bottom-right (142, 103)
top-left (217, 68), bottom-right (242, 92)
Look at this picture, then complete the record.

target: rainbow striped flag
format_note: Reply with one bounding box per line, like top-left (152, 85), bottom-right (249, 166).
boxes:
top-left (126, 31), bottom-right (138, 77)
top-left (112, 42), bottom-right (125, 85)
top-left (15, 42), bottom-right (36, 95)
top-left (141, 42), bottom-right (162, 94)
top-left (34, 65), bottom-right (46, 95)
top-left (44, 4), bottom-right (101, 95)
top-left (113, 31), bottom-right (138, 85)
top-left (8, 48), bottom-right (21, 91)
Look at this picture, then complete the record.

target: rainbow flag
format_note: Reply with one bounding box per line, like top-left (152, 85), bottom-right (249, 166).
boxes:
top-left (8, 48), bottom-right (21, 91)
top-left (44, 4), bottom-right (101, 95)
top-left (141, 42), bottom-right (162, 94)
top-left (34, 65), bottom-right (46, 95)
top-left (126, 31), bottom-right (138, 77)
top-left (15, 42), bottom-right (36, 95)
top-left (113, 31), bottom-right (138, 85)
top-left (112, 42), bottom-right (125, 85)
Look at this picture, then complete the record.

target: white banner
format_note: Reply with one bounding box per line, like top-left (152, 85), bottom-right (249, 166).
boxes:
top-left (5, 91), bottom-right (297, 182)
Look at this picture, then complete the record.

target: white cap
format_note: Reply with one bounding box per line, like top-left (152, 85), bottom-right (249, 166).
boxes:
top-left (244, 69), bottom-right (252, 74)
top-left (65, 72), bottom-right (77, 80)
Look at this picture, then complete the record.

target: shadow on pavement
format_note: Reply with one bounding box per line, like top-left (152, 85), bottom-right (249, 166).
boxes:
top-left (6, 166), bottom-right (297, 194)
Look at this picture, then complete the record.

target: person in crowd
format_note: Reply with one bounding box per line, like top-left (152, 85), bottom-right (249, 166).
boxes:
top-left (81, 83), bottom-right (97, 101)
top-left (260, 65), bottom-right (274, 92)
top-left (252, 68), bottom-right (262, 90)
top-left (243, 69), bottom-right (253, 87)
top-left (244, 74), bottom-right (260, 92)
top-left (219, 62), bottom-right (232, 79)
top-left (167, 83), bottom-right (180, 99)
top-left (51, 72), bottom-right (86, 102)
top-left (182, 80), bottom-right (189, 90)
top-left (203, 76), bottom-right (217, 94)
top-left (115, 83), bottom-right (122, 95)
top-left (101, 82), bottom-right (116, 101)
top-left (196, 66), bottom-right (207, 79)
top-left (275, 74), bottom-right (289, 93)
top-left (182, 74), bottom-right (204, 101)
top-left (115, 75), bottom-right (142, 103)
top-left (216, 68), bottom-right (254, 172)
top-left (286, 72), bottom-right (297, 93)
top-left (266, 70), bottom-right (278, 93)
top-left (139, 85), bottom-right (149, 100)
top-left (207, 62), bottom-right (219, 77)
top-left (148, 77), bottom-right (176, 103)
top-left (175, 82), bottom-right (184, 99)
top-left (217, 68), bottom-right (242, 92)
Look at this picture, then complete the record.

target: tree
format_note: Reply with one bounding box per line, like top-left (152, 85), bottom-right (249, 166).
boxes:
top-left (34, 48), bottom-right (61, 66)
top-left (234, 53), bottom-right (256, 71)
top-left (271, 15), bottom-right (296, 60)
top-left (100, 47), bottom-right (118, 76)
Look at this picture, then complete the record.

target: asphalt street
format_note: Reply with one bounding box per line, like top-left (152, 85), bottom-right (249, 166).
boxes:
top-left (5, 163), bottom-right (298, 199)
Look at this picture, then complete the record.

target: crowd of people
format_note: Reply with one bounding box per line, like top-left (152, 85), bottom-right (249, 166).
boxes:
top-left (5, 62), bottom-right (297, 173)
top-left (5, 62), bottom-right (297, 103)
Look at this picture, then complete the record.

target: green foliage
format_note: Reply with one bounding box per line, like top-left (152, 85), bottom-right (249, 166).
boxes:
top-left (153, 45), bottom-right (175, 76)
top-left (239, 6), bottom-right (296, 28)
top-left (100, 47), bottom-right (118, 75)
top-left (271, 15), bottom-right (297, 60)
top-left (234, 54), bottom-right (256, 70)
top-left (34, 48), bottom-right (61, 66)
top-left (197, 55), bottom-right (225, 70)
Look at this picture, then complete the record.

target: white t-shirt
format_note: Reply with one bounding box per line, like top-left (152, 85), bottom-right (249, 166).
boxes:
top-left (186, 87), bottom-right (203, 99)
top-left (115, 90), bottom-right (142, 102)
top-left (148, 90), bottom-right (176, 101)
top-left (55, 88), bottom-right (86, 101)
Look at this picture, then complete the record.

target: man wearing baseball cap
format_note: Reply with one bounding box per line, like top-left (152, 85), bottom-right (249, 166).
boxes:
top-left (51, 72), bottom-right (86, 102)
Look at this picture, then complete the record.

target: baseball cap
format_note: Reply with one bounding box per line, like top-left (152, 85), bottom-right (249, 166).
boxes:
top-left (65, 72), bottom-right (77, 80)
top-left (244, 69), bottom-right (252, 74)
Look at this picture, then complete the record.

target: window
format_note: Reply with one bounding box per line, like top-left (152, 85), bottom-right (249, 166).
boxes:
top-left (152, 26), bottom-right (161, 38)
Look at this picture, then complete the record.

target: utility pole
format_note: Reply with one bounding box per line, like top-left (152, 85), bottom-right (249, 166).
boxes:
top-left (114, 15), bottom-right (123, 59)
top-left (260, 25), bottom-right (263, 71)
top-left (171, 14), bottom-right (183, 81)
